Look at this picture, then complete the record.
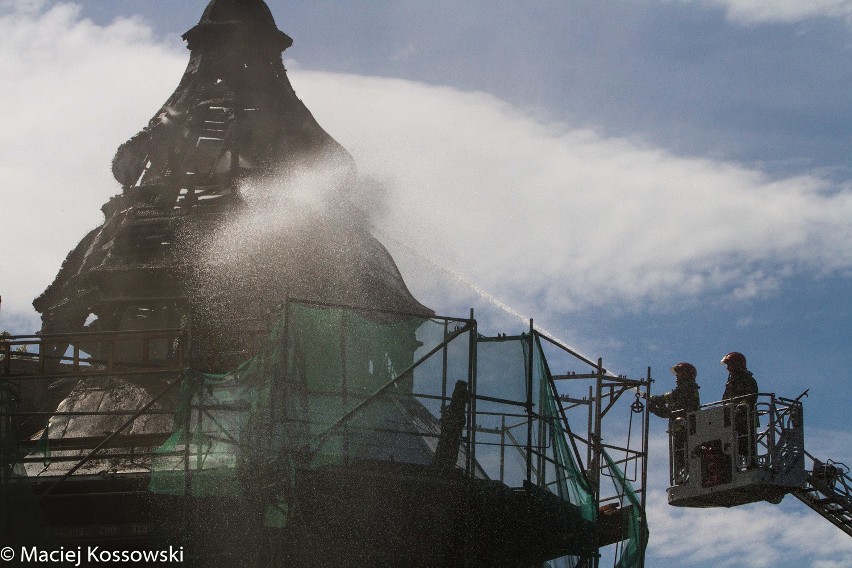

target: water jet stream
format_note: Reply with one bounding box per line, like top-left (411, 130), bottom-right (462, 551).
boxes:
top-left (374, 228), bottom-right (612, 371)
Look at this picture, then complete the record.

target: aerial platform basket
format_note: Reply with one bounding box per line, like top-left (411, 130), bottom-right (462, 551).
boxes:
top-left (666, 393), bottom-right (806, 508)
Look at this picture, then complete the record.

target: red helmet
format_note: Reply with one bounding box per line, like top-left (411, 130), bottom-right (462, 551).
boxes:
top-left (721, 352), bottom-right (747, 369)
top-left (670, 362), bottom-right (697, 380)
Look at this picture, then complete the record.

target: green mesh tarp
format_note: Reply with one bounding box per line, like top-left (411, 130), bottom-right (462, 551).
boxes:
top-left (533, 335), bottom-right (597, 568)
top-left (535, 336), bottom-right (596, 522)
top-left (150, 302), bottom-right (599, 559)
top-left (603, 449), bottom-right (647, 568)
top-left (151, 303), bottom-right (428, 497)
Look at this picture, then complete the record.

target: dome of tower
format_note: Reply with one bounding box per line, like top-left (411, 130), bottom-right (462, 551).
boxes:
top-left (183, 0), bottom-right (292, 52)
top-left (199, 0), bottom-right (277, 27)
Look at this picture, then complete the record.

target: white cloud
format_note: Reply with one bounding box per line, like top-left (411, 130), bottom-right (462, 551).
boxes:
top-left (687, 0), bottom-right (852, 25)
top-left (293, 72), bottom-right (852, 317)
top-left (0, 2), bottom-right (184, 330)
top-left (646, 489), bottom-right (852, 567)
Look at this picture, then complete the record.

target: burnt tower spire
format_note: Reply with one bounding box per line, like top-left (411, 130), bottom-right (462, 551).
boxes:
top-left (35, 0), bottom-right (428, 376)
top-left (111, 0), bottom-right (352, 192)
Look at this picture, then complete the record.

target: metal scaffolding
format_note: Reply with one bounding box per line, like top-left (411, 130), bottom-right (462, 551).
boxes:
top-left (2, 299), bottom-right (651, 567)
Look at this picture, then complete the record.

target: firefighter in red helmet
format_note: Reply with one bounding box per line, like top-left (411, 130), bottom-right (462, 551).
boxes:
top-left (648, 362), bottom-right (700, 482)
top-left (721, 352), bottom-right (757, 406)
top-left (721, 352), bottom-right (759, 467)
top-left (647, 362), bottom-right (700, 419)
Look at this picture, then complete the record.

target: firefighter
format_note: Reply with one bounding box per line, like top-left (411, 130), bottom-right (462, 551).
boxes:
top-left (647, 362), bottom-right (700, 419)
top-left (721, 351), bottom-right (758, 467)
top-left (648, 362), bottom-right (700, 482)
top-left (721, 352), bottom-right (758, 405)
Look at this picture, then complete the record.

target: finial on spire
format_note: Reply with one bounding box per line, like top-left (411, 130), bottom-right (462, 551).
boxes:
top-left (183, 0), bottom-right (292, 52)
top-left (198, 0), bottom-right (277, 27)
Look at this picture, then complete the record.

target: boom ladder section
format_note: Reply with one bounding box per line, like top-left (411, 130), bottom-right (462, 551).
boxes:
top-left (794, 454), bottom-right (852, 537)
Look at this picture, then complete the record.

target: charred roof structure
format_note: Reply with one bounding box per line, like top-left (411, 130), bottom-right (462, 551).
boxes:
top-left (35, 0), bottom-right (428, 375)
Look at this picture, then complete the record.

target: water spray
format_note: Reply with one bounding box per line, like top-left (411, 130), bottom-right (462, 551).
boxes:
top-left (374, 227), bottom-right (609, 369)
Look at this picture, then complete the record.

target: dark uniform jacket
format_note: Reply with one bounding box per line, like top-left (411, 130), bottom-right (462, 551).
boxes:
top-left (723, 369), bottom-right (759, 448)
top-left (722, 370), bottom-right (758, 405)
top-left (648, 382), bottom-right (700, 419)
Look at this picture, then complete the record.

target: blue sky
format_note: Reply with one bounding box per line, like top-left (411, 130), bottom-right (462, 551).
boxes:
top-left (1, 1), bottom-right (851, 565)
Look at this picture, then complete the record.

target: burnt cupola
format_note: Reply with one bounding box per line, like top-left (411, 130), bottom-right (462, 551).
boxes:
top-left (111, 0), bottom-right (352, 193)
top-left (35, 0), bottom-right (428, 378)
top-left (183, 0), bottom-right (293, 52)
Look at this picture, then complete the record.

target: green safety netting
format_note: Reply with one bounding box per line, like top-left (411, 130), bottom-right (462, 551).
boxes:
top-left (534, 335), bottom-right (596, 522)
top-left (150, 302), bottom-right (609, 562)
top-left (603, 449), bottom-right (647, 568)
top-left (533, 335), bottom-right (597, 568)
top-left (151, 303), bottom-right (429, 498)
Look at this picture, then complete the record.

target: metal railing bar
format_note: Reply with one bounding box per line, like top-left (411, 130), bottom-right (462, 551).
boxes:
top-left (14, 433), bottom-right (172, 451)
top-left (1, 369), bottom-right (184, 381)
top-left (19, 452), bottom-right (182, 464)
top-left (38, 376), bottom-right (183, 499)
top-left (306, 322), bottom-right (472, 455)
top-left (4, 410), bottom-right (177, 417)
top-left (0, 328), bottom-right (185, 341)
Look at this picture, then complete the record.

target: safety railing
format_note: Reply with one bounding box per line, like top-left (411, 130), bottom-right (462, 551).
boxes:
top-left (0, 328), bottom-right (190, 494)
top-left (1, 328), bottom-right (188, 378)
top-left (668, 393), bottom-right (805, 488)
